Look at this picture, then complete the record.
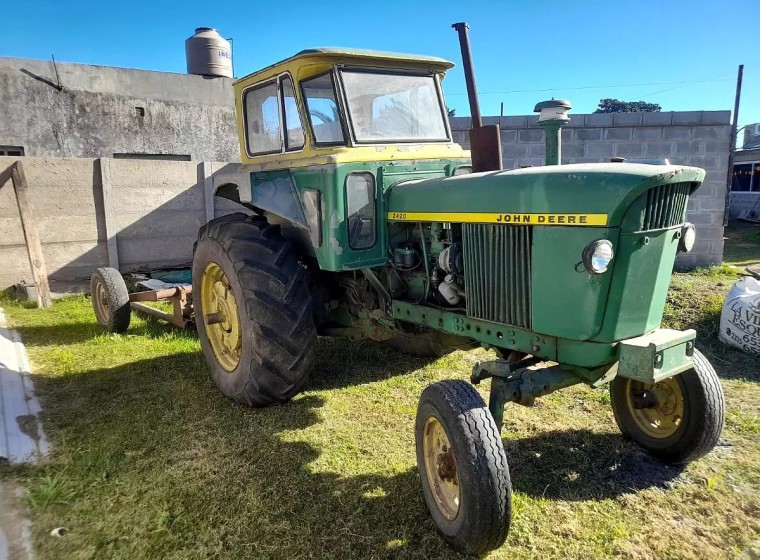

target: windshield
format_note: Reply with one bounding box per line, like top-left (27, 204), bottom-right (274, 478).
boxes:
top-left (340, 70), bottom-right (449, 143)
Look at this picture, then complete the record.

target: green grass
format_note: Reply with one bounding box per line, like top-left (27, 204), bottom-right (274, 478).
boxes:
top-left (1, 227), bottom-right (759, 559)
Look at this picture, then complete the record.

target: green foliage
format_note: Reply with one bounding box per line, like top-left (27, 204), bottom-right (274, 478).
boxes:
top-left (594, 98), bottom-right (662, 113)
top-left (26, 474), bottom-right (77, 511)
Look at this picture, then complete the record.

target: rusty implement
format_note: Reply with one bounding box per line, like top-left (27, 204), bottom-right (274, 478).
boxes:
top-left (129, 286), bottom-right (194, 329)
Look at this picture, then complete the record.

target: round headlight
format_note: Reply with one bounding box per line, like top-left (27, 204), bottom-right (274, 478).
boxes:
top-left (680, 223), bottom-right (696, 253)
top-left (583, 240), bottom-right (614, 274)
top-left (453, 165), bottom-right (473, 176)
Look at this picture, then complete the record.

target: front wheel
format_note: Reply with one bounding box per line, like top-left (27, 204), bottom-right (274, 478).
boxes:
top-left (610, 349), bottom-right (725, 464)
top-left (415, 380), bottom-right (512, 555)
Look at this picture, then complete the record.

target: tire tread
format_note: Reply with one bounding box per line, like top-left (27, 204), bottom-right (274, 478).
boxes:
top-left (194, 213), bottom-right (316, 407)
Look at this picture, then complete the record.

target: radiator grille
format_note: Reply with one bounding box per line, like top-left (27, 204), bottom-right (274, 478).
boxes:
top-left (642, 182), bottom-right (690, 230)
top-left (463, 224), bottom-right (532, 328)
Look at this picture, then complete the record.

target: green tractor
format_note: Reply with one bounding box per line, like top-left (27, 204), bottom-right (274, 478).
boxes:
top-left (92, 28), bottom-right (724, 556)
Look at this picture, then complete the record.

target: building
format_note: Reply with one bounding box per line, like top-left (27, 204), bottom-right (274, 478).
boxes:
top-left (743, 123), bottom-right (760, 150)
top-left (731, 147), bottom-right (760, 218)
top-left (0, 56), bottom-right (238, 162)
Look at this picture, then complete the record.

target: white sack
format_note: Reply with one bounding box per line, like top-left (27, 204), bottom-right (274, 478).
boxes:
top-left (719, 276), bottom-right (760, 354)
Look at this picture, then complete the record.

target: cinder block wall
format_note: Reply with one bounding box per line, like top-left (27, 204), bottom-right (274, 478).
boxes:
top-left (451, 111), bottom-right (730, 267)
top-left (0, 157), bottom-right (242, 290)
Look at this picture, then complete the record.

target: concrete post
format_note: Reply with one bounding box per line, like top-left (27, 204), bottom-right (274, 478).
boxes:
top-left (97, 157), bottom-right (120, 270)
top-left (202, 161), bottom-right (214, 222)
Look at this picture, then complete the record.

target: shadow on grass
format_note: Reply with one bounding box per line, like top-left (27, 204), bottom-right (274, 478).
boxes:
top-left (506, 430), bottom-right (683, 501)
top-left (8, 320), bottom-right (111, 347)
top-left (29, 351), bottom-right (456, 559)
top-left (24, 335), bottom-right (697, 559)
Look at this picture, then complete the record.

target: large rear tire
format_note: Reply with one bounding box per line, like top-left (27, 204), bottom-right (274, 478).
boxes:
top-left (415, 380), bottom-right (512, 555)
top-left (192, 213), bottom-right (316, 407)
top-left (610, 349), bottom-right (724, 464)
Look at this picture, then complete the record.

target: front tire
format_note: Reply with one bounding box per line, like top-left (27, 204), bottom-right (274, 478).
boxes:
top-left (610, 349), bottom-right (724, 464)
top-left (192, 213), bottom-right (316, 407)
top-left (415, 380), bottom-right (511, 555)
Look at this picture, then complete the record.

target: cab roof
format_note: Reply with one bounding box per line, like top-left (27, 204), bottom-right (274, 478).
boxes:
top-left (235, 47), bottom-right (455, 84)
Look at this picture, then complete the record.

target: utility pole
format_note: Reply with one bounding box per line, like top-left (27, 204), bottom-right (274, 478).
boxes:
top-left (725, 64), bottom-right (744, 226)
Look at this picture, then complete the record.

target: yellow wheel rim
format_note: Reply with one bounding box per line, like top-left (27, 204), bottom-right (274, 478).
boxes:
top-left (624, 377), bottom-right (685, 439)
top-left (200, 262), bottom-right (241, 372)
top-left (422, 417), bottom-right (460, 520)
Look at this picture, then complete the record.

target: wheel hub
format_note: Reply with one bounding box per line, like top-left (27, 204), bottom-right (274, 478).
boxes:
top-left (626, 377), bottom-right (684, 439)
top-left (200, 263), bottom-right (241, 372)
top-left (422, 417), bottom-right (460, 520)
top-left (94, 282), bottom-right (110, 323)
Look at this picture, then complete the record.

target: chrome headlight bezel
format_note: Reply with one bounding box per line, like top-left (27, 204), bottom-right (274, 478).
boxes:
top-left (583, 239), bottom-right (614, 274)
top-left (679, 222), bottom-right (696, 253)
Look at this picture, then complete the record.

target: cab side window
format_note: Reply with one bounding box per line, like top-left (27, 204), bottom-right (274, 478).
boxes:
top-left (244, 75), bottom-right (305, 155)
top-left (281, 76), bottom-right (304, 151)
top-left (245, 81), bottom-right (281, 155)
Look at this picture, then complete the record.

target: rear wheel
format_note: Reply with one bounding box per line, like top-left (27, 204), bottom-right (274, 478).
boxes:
top-left (610, 349), bottom-right (724, 464)
top-left (193, 213), bottom-right (316, 407)
top-left (90, 267), bottom-right (131, 333)
top-left (415, 380), bottom-right (511, 555)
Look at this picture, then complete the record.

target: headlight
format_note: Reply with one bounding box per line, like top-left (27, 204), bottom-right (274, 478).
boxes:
top-left (452, 165), bottom-right (472, 176)
top-left (582, 239), bottom-right (614, 274)
top-left (679, 223), bottom-right (696, 253)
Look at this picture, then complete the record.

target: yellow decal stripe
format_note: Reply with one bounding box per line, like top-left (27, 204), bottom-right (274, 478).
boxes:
top-left (387, 212), bottom-right (608, 226)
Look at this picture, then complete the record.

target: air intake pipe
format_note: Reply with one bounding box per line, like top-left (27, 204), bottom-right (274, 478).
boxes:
top-left (452, 22), bottom-right (503, 173)
top-left (533, 99), bottom-right (572, 166)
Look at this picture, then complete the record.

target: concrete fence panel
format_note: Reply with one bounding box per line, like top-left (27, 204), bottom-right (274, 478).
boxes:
top-left (0, 156), bottom-right (240, 290)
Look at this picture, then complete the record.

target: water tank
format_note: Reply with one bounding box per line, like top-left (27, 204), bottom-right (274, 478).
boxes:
top-left (185, 27), bottom-right (232, 78)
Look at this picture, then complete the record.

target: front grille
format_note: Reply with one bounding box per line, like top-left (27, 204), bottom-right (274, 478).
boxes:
top-left (642, 182), bottom-right (690, 230)
top-left (463, 224), bottom-right (532, 328)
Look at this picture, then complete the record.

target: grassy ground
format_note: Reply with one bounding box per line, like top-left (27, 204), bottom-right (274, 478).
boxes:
top-left (1, 223), bottom-right (759, 559)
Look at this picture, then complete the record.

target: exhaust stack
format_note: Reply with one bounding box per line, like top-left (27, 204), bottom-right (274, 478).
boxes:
top-left (533, 99), bottom-right (572, 166)
top-left (452, 22), bottom-right (502, 173)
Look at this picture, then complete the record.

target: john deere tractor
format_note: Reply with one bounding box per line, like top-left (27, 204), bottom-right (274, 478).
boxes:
top-left (94, 29), bottom-right (725, 555)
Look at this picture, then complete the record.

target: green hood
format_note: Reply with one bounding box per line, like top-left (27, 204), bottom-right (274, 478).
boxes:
top-left (387, 163), bottom-right (705, 227)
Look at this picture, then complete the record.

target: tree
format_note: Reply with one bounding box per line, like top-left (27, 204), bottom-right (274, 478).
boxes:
top-left (594, 98), bottom-right (662, 113)
top-left (447, 106), bottom-right (456, 117)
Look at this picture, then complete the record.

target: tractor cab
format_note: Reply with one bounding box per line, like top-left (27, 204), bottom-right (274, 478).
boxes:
top-left (233, 48), bottom-right (467, 166)
top-left (220, 49), bottom-right (472, 271)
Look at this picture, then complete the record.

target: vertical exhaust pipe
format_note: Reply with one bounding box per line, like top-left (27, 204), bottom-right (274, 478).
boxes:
top-left (533, 99), bottom-right (572, 166)
top-left (452, 22), bottom-right (502, 173)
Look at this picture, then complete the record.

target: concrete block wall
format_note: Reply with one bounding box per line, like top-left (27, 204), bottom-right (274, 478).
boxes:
top-left (0, 57), bottom-right (239, 162)
top-left (0, 157), bottom-right (242, 289)
top-left (451, 111), bottom-right (731, 267)
top-left (0, 157), bottom-right (106, 285)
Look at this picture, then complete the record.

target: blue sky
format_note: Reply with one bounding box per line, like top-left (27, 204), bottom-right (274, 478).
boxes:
top-left (2, 0), bottom-right (757, 136)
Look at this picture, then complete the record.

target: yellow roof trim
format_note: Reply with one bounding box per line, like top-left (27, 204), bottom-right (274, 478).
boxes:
top-left (234, 47), bottom-right (455, 85)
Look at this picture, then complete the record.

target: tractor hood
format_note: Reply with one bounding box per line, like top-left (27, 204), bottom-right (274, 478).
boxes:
top-left (387, 163), bottom-right (705, 228)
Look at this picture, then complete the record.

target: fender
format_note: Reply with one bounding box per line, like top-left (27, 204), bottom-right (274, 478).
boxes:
top-left (211, 163), bottom-right (308, 229)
